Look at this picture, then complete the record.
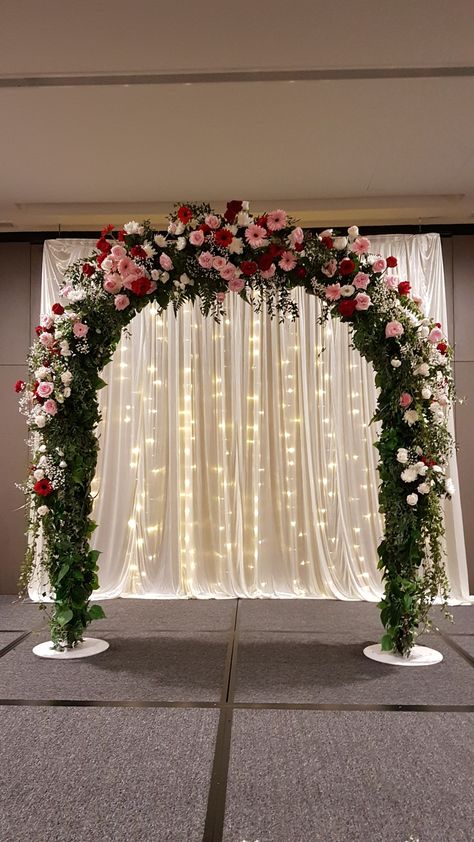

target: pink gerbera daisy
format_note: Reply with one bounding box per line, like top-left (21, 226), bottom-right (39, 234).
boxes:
top-left (325, 283), bottom-right (342, 301)
top-left (278, 251), bottom-right (297, 271)
top-left (244, 224), bottom-right (268, 249)
top-left (266, 209), bottom-right (287, 231)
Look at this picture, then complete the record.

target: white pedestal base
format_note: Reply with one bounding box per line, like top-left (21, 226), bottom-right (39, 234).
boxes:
top-left (33, 638), bottom-right (109, 659)
top-left (363, 643), bottom-right (443, 666)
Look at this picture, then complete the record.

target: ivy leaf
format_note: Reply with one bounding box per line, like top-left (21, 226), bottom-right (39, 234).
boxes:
top-left (89, 549), bottom-right (101, 565)
top-left (95, 377), bottom-right (108, 390)
top-left (381, 633), bottom-right (393, 652)
top-left (87, 604), bottom-right (106, 621)
top-left (56, 608), bottom-right (73, 626)
top-left (56, 563), bottom-right (70, 584)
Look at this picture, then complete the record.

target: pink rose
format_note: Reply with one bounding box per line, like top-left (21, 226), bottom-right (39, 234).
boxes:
top-left (228, 278), bottom-right (245, 293)
top-left (353, 272), bottom-right (370, 290)
top-left (260, 264), bottom-right (276, 279)
top-left (114, 294), bottom-right (130, 311)
top-left (372, 257), bottom-right (387, 273)
top-left (39, 332), bottom-right (54, 348)
top-left (325, 283), bottom-right (341, 301)
top-left (412, 294), bottom-right (423, 308)
top-left (428, 327), bottom-right (443, 343)
top-left (321, 258), bottom-right (337, 278)
top-left (198, 251), bottom-right (214, 269)
top-left (205, 214), bottom-right (220, 229)
top-left (399, 392), bottom-right (413, 408)
top-left (37, 382), bottom-right (54, 398)
top-left (289, 226), bottom-right (304, 245)
top-left (355, 293), bottom-right (372, 311)
top-left (44, 399), bottom-right (57, 416)
top-left (351, 236), bottom-right (371, 256)
top-left (111, 245), bottom-right (126, 260)
top-left (212, 256), bottom-right (227, 271)
top-left (41, 314), bottom-right (54, 329)
top-left (385, 320), bottom-right (404, 339)
top-left (159, 253), bottom-right (173, 271)
top-left (216, 292), bottom-right (226, 303)
top-left (219, 263), bottom-right (237, 281)
top-left (384, 275), bottom-right (399, 291)
top-left (189, 230), bottom-right (205, 247)
top-left (73, 322), bottom-right (89, 339)
top-left (103, 274), bottom-right (122, 294)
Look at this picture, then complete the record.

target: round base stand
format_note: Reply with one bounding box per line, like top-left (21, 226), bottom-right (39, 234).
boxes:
top-left (33, 638), bottom-right (109, 659)
top-left (363, 643), bottom-right (443, 666)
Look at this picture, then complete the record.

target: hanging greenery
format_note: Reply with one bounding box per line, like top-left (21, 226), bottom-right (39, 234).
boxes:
top-left (17, 201), bottom-right (454, 653)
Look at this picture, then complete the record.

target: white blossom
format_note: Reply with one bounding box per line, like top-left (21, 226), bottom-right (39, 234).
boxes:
top-left (340, 285), bottom-right (355, 297)
top-left (124, 220), bottom-right (143, 235)
top-left (347, 225), bottom-right (359, 240)
top-left (403, 409), bottom-right (419, 426)
top-left (407, 493), bottom-right (418, 506)
top-left (414, 363), bottom-right (430, 376)
top-left (35, 415), bottom-right (46, 428)
top-left (396, 448), bottom-right (409, 464)
top-left (445, 478), bottom-right (455, 496)
top-left (391, 358), bottom-right (401, 368)
top-left (401, 467), bottom-right (418, 483)
top-left (176, 236), bottom-right (187, 251)
top-left (228, 237), bottom-right (244, 255)
top-left (60, 371), bottom-right (73, 384)
top-left (33, 469), bottom-right (44, 480)
top-left (417, 482), bottom-right (431, 494)
top-left (333, 236), bottom-right (348, 250)
top-left (37, 505), bottom-right (49, 516)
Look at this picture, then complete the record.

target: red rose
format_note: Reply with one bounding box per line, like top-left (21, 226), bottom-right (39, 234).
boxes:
top-left (82, 262), bottom-right (94, 277)
top-left (296, 266), bottom-right (307, 279)
top-left (398, 281), bottom-right (411, 296)
top-left (386, 256), bottom-right (398, 268)
top-left (435, 322), bottom-right (442, 328)
top-left (198, 223), bottom-right (211, 234)
top-left (96, 254), bottom-right (108, 267)
top-left (294, 242), bottom-right (305, 252)
top-left (258, 253), bottom-right (274, 272)
top-left (321, 236), bottom-right (334, 249)
top-left (339, 258), bottom-right (356, 276)
top-left (240, 261), bottom-right (258, 276)
top-left (52, 303), bottom-right (64, 315)
top-left (267, 243), bottom-right (284, 258)
top-left (177, 205), bottom-right (193, 224)
top-left (35, 325), bottom-right (43, 336)
top-left (117, 229), bottom-right (126, 242)
top-left (33, 478), bottom-right (53, 496)
top-left (14, 379), bottom-right (25, 393)
top-left (96, 238), bottom-right (111, 254)
top-left (437, 342), bottom-right (448, 354)
top-left (224, 200), bottom-right (243, 223)
top-left (130, 245), bottom-right (147, 259)
top-left (256, 215), bottom-right (268, 229)
top-left (130, 277), bottom-right (152, 296)
top-left (214, 228), bottom-right (234, 248)
top-left (338, 299), bottom-right (357, 317)
top-left (101, 224), bottom-right (114, 237)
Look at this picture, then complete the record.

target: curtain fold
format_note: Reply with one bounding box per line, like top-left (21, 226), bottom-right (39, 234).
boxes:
top-left (32, 233), bottom-right (470, 602)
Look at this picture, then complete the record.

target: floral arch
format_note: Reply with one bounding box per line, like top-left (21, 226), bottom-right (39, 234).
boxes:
top-left (18, 201), bottom-right (455, 655)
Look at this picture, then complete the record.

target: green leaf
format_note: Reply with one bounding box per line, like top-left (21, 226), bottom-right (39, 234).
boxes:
top-left (56, 563), bottom-right (70, 584)
top-left (56, 608), bottom-right (73, 626)
top-left (96, 377), bottom-right (108, 390)
top-left (87, 604), bottom-right (106, 621)
top-left (380, 634), bottom-right (393, 652)
top-left (89, 549), bottom-right (101, 564)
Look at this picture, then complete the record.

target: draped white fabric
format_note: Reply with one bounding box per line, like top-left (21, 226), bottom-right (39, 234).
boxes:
top-left (34, 233), bottom-right (470, 602)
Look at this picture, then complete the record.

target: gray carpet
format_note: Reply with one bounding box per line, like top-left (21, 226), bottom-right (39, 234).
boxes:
top-left (0, 705), bottom-right (218, 842)
top-left (0, 632), bottom-right (25, 653)
top-left (238, 598), bottom-right (384, 634)
top-left (0, 596), bottom-right (46, 631)
top-left (434, 606), bottom-right (473, 635)
top-left (452, 635), bottom-right (474, 658)
top-left (90, 597), bottom-right (237, 631)
top-left (0, 631), bottom-right (228, 701)
top-left (224, 709), bottom-right (474, 842)
top-left (234, 631), bottom-right (474, 705)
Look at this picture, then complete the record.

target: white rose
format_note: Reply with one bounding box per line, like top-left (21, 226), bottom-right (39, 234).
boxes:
top-left (33, 469), bottom-right (44, 480)
top-left (180, 273), bottom-right (193, 286)
top-left (445, 478), bottom-right (455, 496)
top-left (418, 325), bottom-right (429, 338)
top-left (347, 225), bottom-right (359, 240)
top-left (101, 257), bottom-right (113, 272)
top-left (35, 415), bottom-right (46, 428)
top-left (417, 483), bottom-right (431, 494)
top-left (175, 222), bottom-right (185, 235)
top-left (396, 448), bottom-right (409, 464)
top-left (59, 460), bottom-right (67, 468)
top-left (154, 234), bottom-right (167, 248)
top-left (404, 409), bottom-right (419, 426)
top-left (39, 445), bottom-right (46, 453)
top-left (60, 371), bottom-right (72, 384)
top-left (151, 269), bottom-right (160, 281)
top-left (37, 505), bottom-right (49, 516)
top-left (340, 284), bottom-right (355, 297)
top-left (407, 493), bottom-right (418, 506)
top-left (319, 229), bottom-right (334, 238)
top-left (433, 465), bottom-right (443, 474)
top-left (241, 201), bottom-right (250, 211)
top-left (176, 237), bottom-right (186, 251)
top-left (421, 387), bottom-right (432, 399)
top-left (391, 359), bottom-right (402, 368)
top-left (415, 462), bottom-right (428, 476)
top-left (333, 236), bottom-right (348, 250)
top-left (35, 366), bottom-right (50, 380)
top-left (160, 272), bottom-right (170, 284)
top-left (237, 211), bottom-right (252, 227)
top-left (415, 363), bottom-right (430, 376)
top-left (63, 387), bottom-right (71, 397)
top-left (401, 467), bottom-right (418, 483)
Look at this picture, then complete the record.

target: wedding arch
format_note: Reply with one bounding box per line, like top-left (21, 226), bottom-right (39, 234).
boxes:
top-left (17, 201), bottom-right (455, 656)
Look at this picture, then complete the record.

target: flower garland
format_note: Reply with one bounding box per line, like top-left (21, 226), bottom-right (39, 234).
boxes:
top-left (17, 201), bottom-right (455, 653)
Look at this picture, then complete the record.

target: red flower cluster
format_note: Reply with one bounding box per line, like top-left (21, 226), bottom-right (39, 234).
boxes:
top-left (177, 205), bottom-right (193, 224)
top-left (33, 478), bottom-right (53, 496)
top-left (338, 300), bottom-right (357, 317)
top-left (96, 238), bottom-right (111, 254)
top-left (223, 200), bottom-right (243, 223)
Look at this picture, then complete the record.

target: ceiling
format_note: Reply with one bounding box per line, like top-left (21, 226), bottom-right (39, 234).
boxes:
top-left (1, 0), bottom-right (473, 231)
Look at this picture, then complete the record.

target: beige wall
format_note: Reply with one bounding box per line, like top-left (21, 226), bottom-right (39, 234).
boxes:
top-left (0, 238), bottom-right (473, 594)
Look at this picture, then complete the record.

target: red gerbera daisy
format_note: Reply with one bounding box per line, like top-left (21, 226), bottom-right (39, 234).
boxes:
top-left (33, 478), bottom-right (54, 496)
top-left (177, 205), bottom-right (193, 224)
top-left (214, 228), bottom-right (234, 248)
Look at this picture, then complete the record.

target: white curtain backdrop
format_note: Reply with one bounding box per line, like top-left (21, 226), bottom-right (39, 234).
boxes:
top-left (34, 232), bottom-right (470, 602)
